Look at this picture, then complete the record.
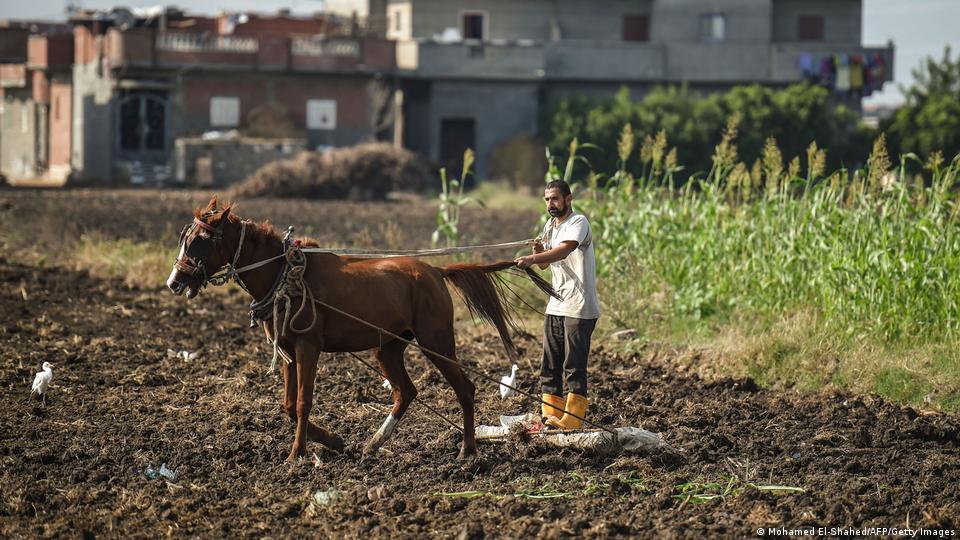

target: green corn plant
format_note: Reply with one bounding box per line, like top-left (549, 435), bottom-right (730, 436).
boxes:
top-left (433, 148), bottom-right (483, 248)
top-left (575, 131), bottom-right (960, 345)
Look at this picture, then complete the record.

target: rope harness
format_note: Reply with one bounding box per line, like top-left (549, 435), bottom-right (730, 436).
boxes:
top-left (265, 234), bottom-right (320, 372)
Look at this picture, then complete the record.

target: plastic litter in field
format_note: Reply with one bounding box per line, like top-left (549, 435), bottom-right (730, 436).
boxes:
top-left (475, 414), bottom-right (663, 454)
top-left (312, 489), bottom-right (341, 506)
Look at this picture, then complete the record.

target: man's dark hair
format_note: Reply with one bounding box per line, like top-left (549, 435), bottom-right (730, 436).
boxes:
top-left (545, 180), bottom-right (571, 197)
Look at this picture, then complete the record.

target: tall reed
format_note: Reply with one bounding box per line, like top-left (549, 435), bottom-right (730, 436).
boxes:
top-left (576, 126), bottom-right (960, 343)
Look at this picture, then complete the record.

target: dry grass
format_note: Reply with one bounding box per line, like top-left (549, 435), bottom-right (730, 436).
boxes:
top-left (71, 234), bottom-right (176, 289)
top-left (676, 311), bottom-right (960, 411)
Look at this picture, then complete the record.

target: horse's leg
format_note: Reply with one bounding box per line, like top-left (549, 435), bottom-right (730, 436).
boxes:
top-left (284, 347), bottom-right (345, 453)
top-left (288, 339), bottom-right (320, 461)
top-left (363, 337), bottom-right (416, 455)
top-left (419, 328), bottom-right (477, 460)
top-left (282, 359), bottom-right (297, 423)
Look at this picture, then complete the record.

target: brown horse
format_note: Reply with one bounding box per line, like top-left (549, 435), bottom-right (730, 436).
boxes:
top-left (166, 196), bottom-right (555, 461)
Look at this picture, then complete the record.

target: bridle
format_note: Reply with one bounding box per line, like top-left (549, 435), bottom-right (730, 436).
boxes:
top-left (174, 214), bottom-right (293, 327)
top-left (174, 213), bottom-right (248, 289)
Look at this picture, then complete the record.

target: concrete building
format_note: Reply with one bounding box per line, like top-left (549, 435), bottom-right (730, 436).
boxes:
top-left (0, 8), bottom-right (396, 185)
top-left (1, 1), bottom-right (895, 185)
top-left (382, 0), bottom-right (894, 178)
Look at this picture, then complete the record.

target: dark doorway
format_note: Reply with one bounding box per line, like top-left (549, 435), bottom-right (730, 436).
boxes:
top-left (440, 117), bottom-right (476, 185)
top-left (117, 90), bottom-right (168, 157)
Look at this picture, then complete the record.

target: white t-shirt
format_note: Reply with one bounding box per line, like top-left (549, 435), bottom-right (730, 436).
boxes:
top-left (540, 211), bottom-right (601, 320)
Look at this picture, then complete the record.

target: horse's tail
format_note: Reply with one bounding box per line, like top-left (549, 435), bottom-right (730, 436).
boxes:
top-left (441, 261), bottom-right (559, 361)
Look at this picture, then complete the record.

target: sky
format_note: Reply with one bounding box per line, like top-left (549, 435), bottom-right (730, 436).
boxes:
top-left (3, 0), bottom-right (957, 106)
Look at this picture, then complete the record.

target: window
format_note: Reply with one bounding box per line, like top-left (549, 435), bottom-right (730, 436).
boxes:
top-left (306, 99), bottom-right (337, 130)
top-left (387, 3), bottom-right (411, 40)
top-left (210, 96), bottom-right (239, 127)
top-left (622, 14), bottom-right (650, 42)
top-left (797, 15), bottom-right (824, 42)
top-left (462, 12), bottom-right (485, 40)
top-left (700, 14), bottom-right (725, 41)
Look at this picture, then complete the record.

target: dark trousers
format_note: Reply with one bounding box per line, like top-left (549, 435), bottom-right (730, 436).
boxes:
top-left (540, 315), bottom-right (596, 397)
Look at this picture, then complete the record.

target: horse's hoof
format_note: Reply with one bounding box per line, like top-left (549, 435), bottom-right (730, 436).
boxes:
top-left (360, 444), bottom-right (380, 463)
top-left (457, 447), bottom-right (478, 462)
top-left (287, 446), bottom-right (307, 463)
top-left (308, 425), bottom-right (345, 453)
top-left (361, 449), bottom-right (378, 461)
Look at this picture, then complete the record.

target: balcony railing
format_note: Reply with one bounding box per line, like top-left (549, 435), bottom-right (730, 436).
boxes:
top-left (108, 29), bottom-right (394, 72)
top-left (155, 33), bottom-right (259, 54)
top-left (291, 37), bottom-right (360, 58)
top-left (0, 63), bottom-right (26, 87)
top-left (398, 39), bottom-right (547, 79)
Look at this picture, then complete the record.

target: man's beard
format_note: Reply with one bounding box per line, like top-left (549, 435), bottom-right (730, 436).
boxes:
top-left (548, 205), bottom-right (565, 218)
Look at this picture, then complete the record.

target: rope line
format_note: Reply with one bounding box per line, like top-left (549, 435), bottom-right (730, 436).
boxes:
top-left (226, 233), bottom-right (614, 438)
top-left (312, 297), bottom-right (617, 437)
top-left (224, 237), bottom-right (537, 279)
top-left (299, 238), bottom-right (536, 259)
top-left (345, 351), bottom-right (465, 434)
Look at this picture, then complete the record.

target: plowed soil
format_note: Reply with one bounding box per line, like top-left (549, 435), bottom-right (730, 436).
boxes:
top-left (0, 190), bottom-right (957, 539)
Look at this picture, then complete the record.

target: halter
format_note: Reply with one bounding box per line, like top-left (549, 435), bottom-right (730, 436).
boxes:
top-left (174, 215), bottom-right (295, 327)
top-left (174, 214), bottom-right (248, 289)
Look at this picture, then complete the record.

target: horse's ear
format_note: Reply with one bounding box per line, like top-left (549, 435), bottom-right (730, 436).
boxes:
top-left (217, 204), bottom-right (232, 222)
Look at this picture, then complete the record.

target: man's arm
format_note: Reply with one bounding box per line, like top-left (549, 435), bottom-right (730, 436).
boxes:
top-left (515, 240), bottom-right (578, 269)
top-left (531, 238), bottom-right (549, 270)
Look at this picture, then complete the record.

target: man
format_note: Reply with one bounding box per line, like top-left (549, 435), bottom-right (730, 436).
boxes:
top-left (515, 180), bottom-right (600, 430)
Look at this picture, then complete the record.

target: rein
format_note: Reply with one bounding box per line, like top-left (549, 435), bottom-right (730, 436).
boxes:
top-left (298, 239), bottom-right (537, 259)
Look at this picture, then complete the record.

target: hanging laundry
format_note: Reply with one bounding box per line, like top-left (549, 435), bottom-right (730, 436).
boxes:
top-left (849, 56), bottom-right (864, 97)
top-left (819, 56), bottom-right (836, 88)
top-left (869, 52), bottom-right (887, 92)
top-left (835, 54), bottom-right (851, 92)
top-left (798, 53), bottom-right (816, 77)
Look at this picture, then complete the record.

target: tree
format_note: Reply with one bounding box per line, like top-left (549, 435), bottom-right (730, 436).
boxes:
top-left (540, 83), bottom-right (868, 179)
top-left (884, 46), bottom-right (960, 161)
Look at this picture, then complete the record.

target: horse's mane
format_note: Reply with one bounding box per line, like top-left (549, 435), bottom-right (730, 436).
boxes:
top-left (193, 197), bottom-right (319, 249)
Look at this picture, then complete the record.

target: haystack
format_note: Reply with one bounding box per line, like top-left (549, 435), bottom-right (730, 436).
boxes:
top-left (230, 143), bottom-right (432, 200)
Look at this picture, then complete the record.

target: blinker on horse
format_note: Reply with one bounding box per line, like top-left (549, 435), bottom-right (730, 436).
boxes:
top-left (167, 196), bottom-right (557, 461)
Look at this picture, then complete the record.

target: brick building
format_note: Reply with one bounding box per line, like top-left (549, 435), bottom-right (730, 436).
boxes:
top-left (0, 8), bottom-right (395, 185)
top-left (0, 21), bottom-right (73, 183)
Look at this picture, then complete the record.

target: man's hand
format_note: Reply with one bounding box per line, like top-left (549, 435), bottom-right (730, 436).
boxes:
top-left (533, 238), bottom-right (545, 254)
top-left (521, 240), bottom-right (578, 270)
top-left (515, 255), bottom-right (537, 269)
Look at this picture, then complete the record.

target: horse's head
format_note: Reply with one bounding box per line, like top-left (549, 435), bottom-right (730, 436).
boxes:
top-left (166, 196), bottom-right (234, 299)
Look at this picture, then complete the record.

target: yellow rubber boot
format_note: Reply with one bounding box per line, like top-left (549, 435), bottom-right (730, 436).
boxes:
top-left (546, 393), bottom-right (589, 430)
top-left (541, 394), bottom-right (565, 420)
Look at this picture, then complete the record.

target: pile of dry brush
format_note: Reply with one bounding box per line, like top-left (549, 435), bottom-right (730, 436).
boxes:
top-left (229, 143), bottom-right (433, 200)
